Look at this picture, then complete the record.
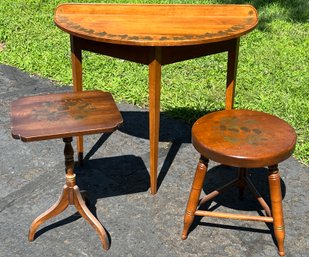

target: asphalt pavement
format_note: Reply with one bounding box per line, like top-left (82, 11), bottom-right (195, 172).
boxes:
top-left (0, 64), bottom-right (308, 257)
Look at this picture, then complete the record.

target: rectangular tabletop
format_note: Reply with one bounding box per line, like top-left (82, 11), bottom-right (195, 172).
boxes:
top-left (11, 91), bottom-right (123, 142)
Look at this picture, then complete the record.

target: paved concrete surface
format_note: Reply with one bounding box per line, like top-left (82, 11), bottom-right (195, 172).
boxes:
top-left (0, 64), bottom-right (308, 257)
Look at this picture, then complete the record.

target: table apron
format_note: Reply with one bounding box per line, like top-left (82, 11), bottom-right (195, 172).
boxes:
top-left (73, 36), bottom-right (239, 65)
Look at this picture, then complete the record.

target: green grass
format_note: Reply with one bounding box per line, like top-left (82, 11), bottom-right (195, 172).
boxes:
top-left (0, 0), bottom-right (308, 165)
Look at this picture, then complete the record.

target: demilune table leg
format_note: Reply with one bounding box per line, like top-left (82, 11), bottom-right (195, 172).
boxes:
top-left (148, 47), bottom-right (162, 195)
top-left (70, 35), bottom-right (84, 165)
top-left (225, 38), bottom-right (240, 110)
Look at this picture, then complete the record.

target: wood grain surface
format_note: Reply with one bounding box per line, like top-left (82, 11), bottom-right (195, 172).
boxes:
top-left (11, 90), bottom-right (123, 142)
top-left (54, 4), bottom-right (258, 46)
top-left (192, 110), bottom-right (296, 167)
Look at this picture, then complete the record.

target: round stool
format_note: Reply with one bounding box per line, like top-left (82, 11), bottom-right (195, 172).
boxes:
top-left (181, 109), bottom-right (296, 256)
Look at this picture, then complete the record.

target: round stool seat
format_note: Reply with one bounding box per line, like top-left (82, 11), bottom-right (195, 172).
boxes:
top-left (192, 109), bottom-right (296, 168)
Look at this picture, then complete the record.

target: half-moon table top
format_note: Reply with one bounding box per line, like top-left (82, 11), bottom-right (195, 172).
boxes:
top-left (54, 4), bottom-right (258, 46)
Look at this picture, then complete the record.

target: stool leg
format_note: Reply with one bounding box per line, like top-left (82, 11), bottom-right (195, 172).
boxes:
top-left (268, 165), bottom-right (285, 256)
top-left (238, 168), bottom-right (247, 200)
top-left (182, 156), bottom-right (209, 240)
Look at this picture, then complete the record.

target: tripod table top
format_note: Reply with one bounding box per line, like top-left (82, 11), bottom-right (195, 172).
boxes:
top-left (10, 90), bottom-right (123, 142)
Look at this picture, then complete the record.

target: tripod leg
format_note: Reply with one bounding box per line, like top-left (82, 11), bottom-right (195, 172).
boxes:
top-left (29, 185), bottom-right (69, 241)
top-left (73, 185), bottom-right (110, 250)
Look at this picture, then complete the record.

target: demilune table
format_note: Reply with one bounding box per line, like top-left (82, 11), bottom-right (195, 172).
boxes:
top-left (54, 3), bottom-right (258, 195)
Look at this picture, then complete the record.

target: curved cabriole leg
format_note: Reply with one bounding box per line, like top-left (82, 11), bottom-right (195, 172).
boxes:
top-left (64, 137), bottom-right (110, 250)
top-left (268, 165), bottom-right (285, 256)
top-left (73, 185), bottom-right (110, 250)
top-left (29, 137), bottom-right (110, 250)
top-left (182, 156), bottom-right (209, 240)
top-left (28, 185), bottom-right (69, 241)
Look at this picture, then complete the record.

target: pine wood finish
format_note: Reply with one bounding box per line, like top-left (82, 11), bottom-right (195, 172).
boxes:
top-left (182, 110), bottom-right (297, 256)
top-left (10, 90), bottom-right (123, 250)
top-left (54, 4), bottom-right (258, 46)
top-left (54, 4), bottom-right (258, 194)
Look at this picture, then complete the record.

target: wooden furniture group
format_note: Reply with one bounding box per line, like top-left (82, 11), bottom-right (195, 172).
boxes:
top-left (54, 3), bottom-right (259, 195)
top-left (10, 91), bottom-right (123, 250)
top-left (9, 3), bottom-right (296, 256)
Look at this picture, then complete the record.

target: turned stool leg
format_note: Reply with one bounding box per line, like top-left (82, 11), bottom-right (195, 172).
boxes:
top-left (268, 165), bottom-right (285, 256)
top-left (28, 137), bottom-right (110, 250)
top-left (182, 156), bottom-right (209, 240)
top-left (237, 168), bottom-right (247, 200)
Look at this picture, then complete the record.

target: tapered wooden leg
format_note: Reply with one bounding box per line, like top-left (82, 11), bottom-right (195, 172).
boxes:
top-left (28, 185), bottom-right (69, 241)
top-left (148, 47), bottom-right (162, 195)
top-left (225, 38), bottom-right (240, 110)
top-left (182, 156), bottom-right (209, 240)
top-left (70, 35), bottom-right (84, 165)
top-left (268, 165), bottom-right (285, 256)
top-left (77, 136), bottom-right (84, 166)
